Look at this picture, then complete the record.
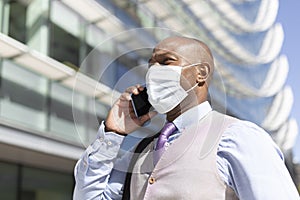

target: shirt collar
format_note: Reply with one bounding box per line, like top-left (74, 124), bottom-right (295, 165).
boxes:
top-left (172, 101), bottom-right (212, 132)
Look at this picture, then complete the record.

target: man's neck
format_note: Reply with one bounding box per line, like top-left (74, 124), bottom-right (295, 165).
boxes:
top-left (167, 100), bottom-right (204, 122)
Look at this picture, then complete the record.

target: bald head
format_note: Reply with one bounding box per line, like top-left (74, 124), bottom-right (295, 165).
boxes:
top-left (152, 36), bottom-right (214, 78)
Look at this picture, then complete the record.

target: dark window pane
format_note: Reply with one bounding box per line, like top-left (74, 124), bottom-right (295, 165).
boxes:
top-left (8, 1), bottom-right (27, 43)
top-left (21, 166), bottom-right (73, 200)
top-left (0, 162), bottom-right (18, 200)
top-left (49, 23), bottom-right (80, 67)
top-left (1, 78), bottom-right (46, 111)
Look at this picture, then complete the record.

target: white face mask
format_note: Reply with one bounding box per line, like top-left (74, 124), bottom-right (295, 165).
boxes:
top-left (145, 63), bottom-right (199, 114)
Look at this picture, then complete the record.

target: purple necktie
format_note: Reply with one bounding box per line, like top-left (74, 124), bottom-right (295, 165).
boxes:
top-left (154, 122), bottom-right (177, 165)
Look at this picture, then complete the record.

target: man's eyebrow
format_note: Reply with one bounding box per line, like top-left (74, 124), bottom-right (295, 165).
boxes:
top-left (148, 50), bottom-right (178, 63)
top-left (155, 52), bottom-right (178, 58)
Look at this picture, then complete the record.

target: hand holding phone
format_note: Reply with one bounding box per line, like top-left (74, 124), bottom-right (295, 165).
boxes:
top-left (105, 85), bottom-right (156, 135)
top-left (131, 87), bottom-right (153, 118)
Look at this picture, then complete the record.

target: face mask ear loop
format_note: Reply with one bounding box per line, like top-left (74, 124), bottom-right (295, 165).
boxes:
top-left (188, 62), bottom-right (202, 68)
top-left (186, 83), bottom-right (198, 93)
top-left (182, 62), bottom-right (201, 93)
top-left (181, 62), bottom-right (202, 70)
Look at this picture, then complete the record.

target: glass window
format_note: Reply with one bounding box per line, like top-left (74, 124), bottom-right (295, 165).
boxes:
top-left (8, 1), bottom-right (27, 43)
top-left (81, 46), bottom-right (105, 80)
top-left (0, 162), bottom-right (18, 200)
top-left (0, 162), bottom-right (74, 200)
top-left (0, 60), bottom-right (48, 131)
top-left (49, 95), bottom-right (84, 144)
top-left (83, 43), bottom-right (119, 84)
top-left (50, 1), bottom-right (81, 38)
top-left (50, 81), bottom-right (85, 110)
top-left (2, 60), bottom-right (48, 94)
top-left (21, 166), bottom-right (73, 200)
top-left (26, 0), bottom-right (49, 30)
top-left (86, 25), bottom-right (106, 49)
top-left (49, 23), bottom-right (80, 67)
top-left (26, 0), bottom-right (50, 54)
top-left (0, 0), bottom-right (3, 32)
top-left (49, 82), bottom-right (101, 145)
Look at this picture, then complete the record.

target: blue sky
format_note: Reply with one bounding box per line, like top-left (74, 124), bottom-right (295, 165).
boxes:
top-left (277, 1), bottom-right (300, 162)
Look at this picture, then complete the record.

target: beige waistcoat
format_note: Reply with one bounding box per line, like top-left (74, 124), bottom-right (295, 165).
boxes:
top-left (130, 111), bottom-right (238, 200)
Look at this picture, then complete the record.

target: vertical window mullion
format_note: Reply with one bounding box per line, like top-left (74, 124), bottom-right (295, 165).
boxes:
top-left (1, 0), bottom-right (10, 34)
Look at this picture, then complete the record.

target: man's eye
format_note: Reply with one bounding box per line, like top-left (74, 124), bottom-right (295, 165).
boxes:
top-left (163, 58), bottom-right (175, 64)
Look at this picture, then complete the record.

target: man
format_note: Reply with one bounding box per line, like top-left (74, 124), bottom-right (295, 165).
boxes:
top-left (73, 36), bottom-right (299, 199)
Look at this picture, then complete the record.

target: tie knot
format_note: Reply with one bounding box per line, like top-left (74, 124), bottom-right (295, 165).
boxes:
top-left (160, 122), bottom-right (177, 138)
top-left (155, 122), bottom-right (177, 151)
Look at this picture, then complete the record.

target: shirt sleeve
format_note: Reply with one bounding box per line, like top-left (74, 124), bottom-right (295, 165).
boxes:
top-left (73, 121), bottom-right (133, 200)
top-left (217, 120), bottom-right (300, 200)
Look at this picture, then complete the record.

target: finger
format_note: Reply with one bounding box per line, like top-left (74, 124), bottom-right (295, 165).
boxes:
top-left (137, 84), bottom-right (145, 92)
top-left (120, 92), bottom-right (132, 101)
top-left (125, 85), bottom-right (139, 95)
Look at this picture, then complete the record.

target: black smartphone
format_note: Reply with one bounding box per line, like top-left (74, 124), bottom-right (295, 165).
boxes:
top-left (131, 88), bottom-right (152, 118)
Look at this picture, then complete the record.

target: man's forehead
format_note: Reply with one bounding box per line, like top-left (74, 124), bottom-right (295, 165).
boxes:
top-left (152, 47), bottom-right (177, 55)
top-left (152, 38), bottom-right (198, 59)
top-left (155, 37), bottom-right (193, 50)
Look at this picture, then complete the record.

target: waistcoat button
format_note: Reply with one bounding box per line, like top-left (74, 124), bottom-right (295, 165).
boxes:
top-left (149, 177), bottom-right (155, 184)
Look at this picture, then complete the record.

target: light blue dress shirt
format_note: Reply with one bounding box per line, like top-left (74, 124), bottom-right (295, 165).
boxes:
top-left (73, 102), bottom-right (299, 200)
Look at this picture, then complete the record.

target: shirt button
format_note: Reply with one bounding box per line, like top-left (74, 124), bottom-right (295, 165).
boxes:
top-left (107, 141), bottom-right (112, 146)
top-left (149, 177), bottom-right (155, 184)
top-left (165, 142), bottom-right (169, 147)
top-left (99, 137), bottom-right (104, 142)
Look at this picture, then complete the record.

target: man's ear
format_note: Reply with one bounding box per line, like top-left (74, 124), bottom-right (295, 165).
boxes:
top-left (196, 63), bottom-right (210, 85)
